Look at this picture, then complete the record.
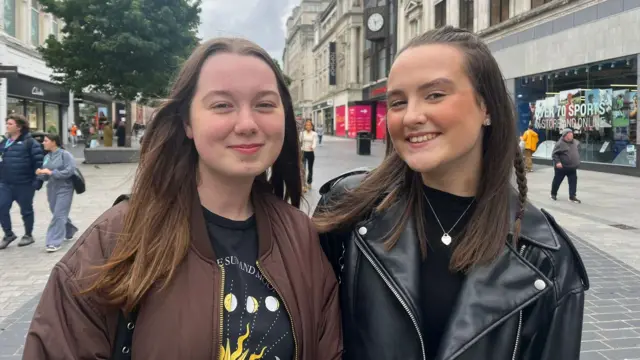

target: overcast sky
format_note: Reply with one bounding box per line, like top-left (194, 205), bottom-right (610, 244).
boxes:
top-left (198, 0), bottom-right (299, 64)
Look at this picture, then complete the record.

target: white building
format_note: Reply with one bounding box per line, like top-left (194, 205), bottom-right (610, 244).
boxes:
top-left (396, 0), bottom-right (640, 176)
top-left (0, 0), bottom-right (74, 137)
top-left (311, 0), bottom-right (365, 135)
top-left (283, 0), bottom-right (330, 123)
top-left (1, 0), bottom-right (120, 143)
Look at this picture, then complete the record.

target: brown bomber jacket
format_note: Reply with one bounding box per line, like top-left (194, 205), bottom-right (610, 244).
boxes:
top-left (23, 190), bottom-right (343, 359)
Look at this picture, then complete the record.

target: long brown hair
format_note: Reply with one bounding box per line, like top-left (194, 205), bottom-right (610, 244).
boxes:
top-left (84, 38), bottom-right (302, 312)
top-left (314, 26), bottom-right (527, 271)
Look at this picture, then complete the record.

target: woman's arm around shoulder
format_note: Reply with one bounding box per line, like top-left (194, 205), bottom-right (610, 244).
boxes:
top-left (299, 211), bottom-right (343, 360)
top-left (523, 209), bottom-right (590, 360)
top-left (23, 202), bottom-right (129, 359)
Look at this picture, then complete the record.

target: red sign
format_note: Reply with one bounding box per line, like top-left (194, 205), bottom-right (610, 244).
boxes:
top-left (335, 105), bottom-right (346, 137)
top-left (371, 86), bottom-right (387, 98)
top-left (375, 102), bottom-right (387, 140)
top-left (347, 105), bottom-right (372, 138)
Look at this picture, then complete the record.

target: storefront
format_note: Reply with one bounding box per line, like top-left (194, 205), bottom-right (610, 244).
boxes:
top-left (312, 100), bottom-right (334, 135)
top-left (5, 72), bottom-right (68, 136)
top-left (361, 81), bottom-right (387, 140)
top-left (74, 92), bottom-right (113, 129)
top-left (515, 55), bottom-right (639, 176)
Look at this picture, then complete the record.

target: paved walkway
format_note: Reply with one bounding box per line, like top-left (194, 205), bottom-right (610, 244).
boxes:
top-left (0, 136), bottom-right (639, 359)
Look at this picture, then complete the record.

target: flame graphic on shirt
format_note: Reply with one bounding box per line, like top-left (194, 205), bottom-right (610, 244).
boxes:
top-left (220, 323), bottom-right (266, 360)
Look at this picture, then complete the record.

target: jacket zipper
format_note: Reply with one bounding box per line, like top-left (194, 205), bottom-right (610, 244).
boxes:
top-left (218, 265), bottom-right (226, 359)
top-left (511, 245), bottom-right (527, 360)
top-left (354, 239), bottom-right (426, 360)
top-left (256, 261), bottom-right (298, 360)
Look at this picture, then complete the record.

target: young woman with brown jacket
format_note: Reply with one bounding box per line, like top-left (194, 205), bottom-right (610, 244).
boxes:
top-left (23, 38), bottom-right (342, 360)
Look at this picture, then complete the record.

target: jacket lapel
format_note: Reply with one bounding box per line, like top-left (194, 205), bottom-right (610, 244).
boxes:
top-left (434, 245), bottom-right (552, 360)
top-left (354, 199), bottom-right (424, 327)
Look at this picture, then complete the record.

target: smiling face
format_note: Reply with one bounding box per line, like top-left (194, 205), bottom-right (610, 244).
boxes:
top-left (186, 53), bottom-right (285, 180)
top-left (386, 44), bottom-right (487, 176)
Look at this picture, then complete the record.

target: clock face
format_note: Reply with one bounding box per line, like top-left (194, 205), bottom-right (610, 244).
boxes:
top-left (367, 13), bottom-right (384, 32)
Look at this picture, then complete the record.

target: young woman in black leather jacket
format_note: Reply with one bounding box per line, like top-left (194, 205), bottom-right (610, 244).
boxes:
top-left (314, 26), bottom-right (589, 360)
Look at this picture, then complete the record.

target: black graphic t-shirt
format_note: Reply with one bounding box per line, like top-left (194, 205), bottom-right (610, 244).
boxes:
top-left (203, 207), bottom-right (294, 360)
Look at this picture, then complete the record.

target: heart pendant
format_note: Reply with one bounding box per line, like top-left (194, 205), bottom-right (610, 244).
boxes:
top-left (441, 233), bottom-right (452, 246)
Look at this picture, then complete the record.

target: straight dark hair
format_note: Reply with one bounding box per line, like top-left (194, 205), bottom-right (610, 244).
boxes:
top-left (45, 133), bottom-right (63, 148)
top-left (84, 37), bottom-right (302, 312)
top-left (314, 26), bottom-right (527, 271)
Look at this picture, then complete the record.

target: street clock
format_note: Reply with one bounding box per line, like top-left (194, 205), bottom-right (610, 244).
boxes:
top-left (367, 13), bottom-right (384, 32)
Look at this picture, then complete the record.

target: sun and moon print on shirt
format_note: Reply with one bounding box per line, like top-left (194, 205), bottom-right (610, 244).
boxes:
top-left (219, 276), bottom-right (290, 360)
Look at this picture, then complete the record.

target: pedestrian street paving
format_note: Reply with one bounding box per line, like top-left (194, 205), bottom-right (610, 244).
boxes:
top-left (1, 137), bottom-right (640, 359)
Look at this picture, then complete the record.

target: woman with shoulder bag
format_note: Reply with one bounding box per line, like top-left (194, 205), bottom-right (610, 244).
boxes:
top-left (36, 133), bottom-right (78, 252)
top-left (24, 38), bottom-right (342, 360)
top-left (314, 26), bottom-right (588, 360)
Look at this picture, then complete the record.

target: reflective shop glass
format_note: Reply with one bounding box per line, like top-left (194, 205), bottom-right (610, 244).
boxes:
top-left (6, 97), bottom-right (25, 116)
top-left (26, 100), bottom-right (44, 131)
top-left (45, 103), bottom-right (60, 134)
top-left (515, 56), bottom-right (638, 168)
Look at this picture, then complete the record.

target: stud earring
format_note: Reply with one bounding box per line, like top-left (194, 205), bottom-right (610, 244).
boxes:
top-left (484, 116), bottom-right (492, 126)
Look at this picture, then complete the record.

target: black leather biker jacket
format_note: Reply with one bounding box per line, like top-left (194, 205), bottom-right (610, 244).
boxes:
top-left (317, 169), bottom-right (589, 360)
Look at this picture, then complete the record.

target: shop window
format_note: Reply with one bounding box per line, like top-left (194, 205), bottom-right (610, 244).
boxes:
top-left (45, 104), bottom-right (60, 134)
top-left (435, 0), bottom-right (446, 28)
top-left (31, 0), bottom-right (40, 46)
top-left (515, 56), bottom-right (638, 168)
top-left (490, 0), bottom-right (509, 26)
top-left (459, 0), bottom-right (474, 31)
top-left (531, 0), bottom-right (552, 9)
top-left (7, 97), bottom-right (25, 116)
top-left (26, 101), bottom-right (44, 131)
top-left (4, 0), bottom-right (16, 37)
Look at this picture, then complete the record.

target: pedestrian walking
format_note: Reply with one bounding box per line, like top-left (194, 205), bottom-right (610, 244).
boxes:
top-left (521, 124), bottom-right (539, 172)
top-left (316, 123), bottom-right (324, 145)
top-left (300, 119), bottom-right (318, 193)
top-left (102, 121), bottom-right (114, 147)
top-left (116, 122), bottom-right (126, 147)
top-left (551, 128), bottom-right (582, 203)
top-left (314, 26), bottom-right (588, 360)
top-left (0, 114), bottom-right (44, 250)
top-left (24, 37), bottom-right (341, 360)
top-left (69, 124), bottom-right (78, 147)
top-left (36, 134), bottom-right (78, 253)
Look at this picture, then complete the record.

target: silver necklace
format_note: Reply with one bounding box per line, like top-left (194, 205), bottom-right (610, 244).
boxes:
top-left (422, 192), bottom-right (475, 246)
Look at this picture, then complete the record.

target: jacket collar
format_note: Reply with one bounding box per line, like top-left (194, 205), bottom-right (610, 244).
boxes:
top-left (354, 190), bottom-right (556, 360)
top-left (188, 186), bottom-right (276, 262)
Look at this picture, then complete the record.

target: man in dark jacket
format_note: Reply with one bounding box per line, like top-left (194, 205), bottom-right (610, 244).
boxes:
top-left (0, 114), bottom-right (45, 249)
top-left (551, 128), bottom-right (581, 203)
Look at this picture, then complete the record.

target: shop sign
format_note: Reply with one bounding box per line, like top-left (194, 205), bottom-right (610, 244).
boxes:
top-left (7, 74), bottom-right (69, 105)
top-left (328, 42), bottom-right (337, 86)
top-left (371, 85), bottom-right (387, 98)
top-left (313, 100), bottom-right (333, 111)
top-left (532, 88), bottom-right (618, 130)
top-left (0, 66), bottom-right (18, 79)
top-left (31, 87), bottom-right (44, 96)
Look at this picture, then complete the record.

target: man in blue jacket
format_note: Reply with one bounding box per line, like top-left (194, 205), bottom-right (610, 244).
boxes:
top-left (0, 114), bottom-right (44, 249)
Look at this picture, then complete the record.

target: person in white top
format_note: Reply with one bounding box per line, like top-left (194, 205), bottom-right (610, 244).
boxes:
top-left (300, 120), bottom-right (318, 192)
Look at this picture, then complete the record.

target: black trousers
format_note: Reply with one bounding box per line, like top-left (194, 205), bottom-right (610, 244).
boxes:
top-left (551, 167), bottom-right (577, 198)
top-left (302, 151), bottom-right (315, 185)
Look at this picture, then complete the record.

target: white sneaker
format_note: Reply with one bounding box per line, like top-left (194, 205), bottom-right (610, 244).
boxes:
top-left (45, 245), bottom-right (62, 253)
